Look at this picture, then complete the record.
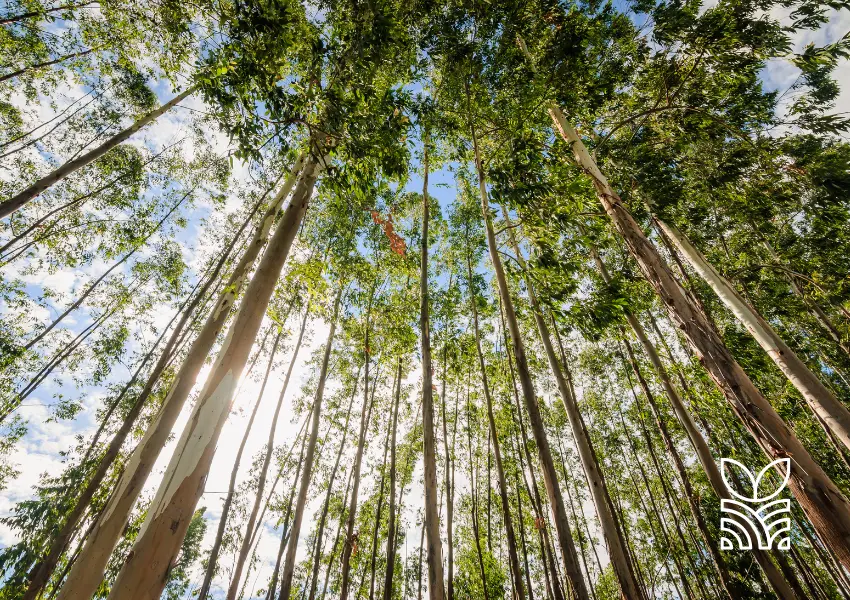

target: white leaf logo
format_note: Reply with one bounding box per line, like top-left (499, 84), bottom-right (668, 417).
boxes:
top-left (719, 458), bottom-right (792, 551)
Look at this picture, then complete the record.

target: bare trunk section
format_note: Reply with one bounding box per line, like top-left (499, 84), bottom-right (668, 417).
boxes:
top-left (339, 310), bottom-right (377, 600)
top-left (466, 396), bottom-right (491, 600)
top-left (654, 215), bottom-right (850, 452)
top-left (588, 247), bottom-right (738, 598)
top-left (277, 286), bottom-right (343, 600)
top-left (545, 100), bottom-right (850, 570)
top-left (0, 85), bottom-right (198, 219)
top-left (501, 214), bottom-right (641, 599)
top-left (439, 317), bottom-right (456, 600)
top-left (381, 358), bottom-right (403, 600)
top-left (419, 131), bottom-right (447, 600)
top-left (227, 305), bottom-right (311, 600)
top-left (20, 211), bottom-right (246, 600)
top-left (102, 156), bottom-right (320, 600)
top-left (619, 409), bottom-right (694, 599)
top-left (55, 154), bottom-right (308, 600)
top-left (470, 112), bottom-right (588, 600)
top-left (198, 328), bottom-right (285, 600)
top-left (466, 239), bottom-right (526, 600)
top-left (266, 416), bottom-right (309, 600)
top-left (307, 366), bottom-right (362, 600)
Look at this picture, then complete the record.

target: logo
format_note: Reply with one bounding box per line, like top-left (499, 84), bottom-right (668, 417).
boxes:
top-left (719, 458), bottom-right (791, 550)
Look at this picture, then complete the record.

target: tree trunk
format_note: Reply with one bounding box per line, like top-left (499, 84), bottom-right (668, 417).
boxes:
top-left (54, 154), bottom-right (308, 600)
top-left (654, 215), bottom-right (850, 451)
top-left (277, 287), bottom-right (343, 600)
top-left (381, 357), bottom-right (403, 600)
top-left (419, 131), bottom-right (447, 600)
top-left (471, 113), bottom-right (587, 600)
top-left (439, 328), bottom-right (455, 600)
top-left (368, 376), bottom-right (393, 600)
top-left (198, 328), bottom-right (284, 600)
top-left (227, 302), bottom-right (310, 600)
top-left (619, 410), bottom-right (694, 599)
top-left (102, 156), bottom-right (320, 600)
top-left (619, 332), bottom-right (735, 599)
top-left (466, 396), bottom-right (491, 600)
top-left (307, 366), bottom-right (361, 600)
top-left (227, 304), bottom-right (310, 600)
top-left (502, 214), bottom-right (642, 599)
top-left (545, 101), bottom-right (850, 570)
top-left (339, 310), bottom-right (378, 600)
top-left (20, 214), bottom-right (243, 600)
top-left (319, 465), bottom-right (356, 600)
top-left (0, 85), bottom-right (198, 219)
top-left (266, 418), bottom-right (309, 600)
top-left (467, 240), bottom-right (526, 600)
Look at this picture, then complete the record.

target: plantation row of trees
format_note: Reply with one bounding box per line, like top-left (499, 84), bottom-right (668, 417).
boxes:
top-left (1, 0), bottom-right (849, 598)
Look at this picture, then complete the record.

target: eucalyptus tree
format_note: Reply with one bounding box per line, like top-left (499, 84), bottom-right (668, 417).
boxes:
top-left (507, 7), bottom-right (850, 570)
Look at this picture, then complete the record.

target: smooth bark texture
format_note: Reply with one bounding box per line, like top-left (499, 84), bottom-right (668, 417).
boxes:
top-left (19, 213), bottom-right (245, 600)
top-left (227, 304), bottom-right (310, 600)
top-left (471, 115), bottom-right (588, 600)
top-left (307, 365), bottom-right (361, 600)
top-left (419, 132), bottom-right (447, 600)
top-left (466, 237), bottom-right (526, 600)
top-left (339, 317), bottom-right (377, 600)
top-left (381, 358), bottom-right (403, 600)
top-left (267, 427), bottom-right (309, 600)
top-left (654, 215), bottom-right (850, 452)
top-left (198, 329), bottom-right (284, 600)
top-left (277, 287), bottom-right (342, 600)
top-left (502, 215), bottom-right (642, 600)
top-left (545, 100), bottom-right (850, 570)
top-left (55, 154), bottom-right (307, 600)
top-left (0, 85), bottom-right (198, 219)
top-left (102, 156), bottom-right (319, 600)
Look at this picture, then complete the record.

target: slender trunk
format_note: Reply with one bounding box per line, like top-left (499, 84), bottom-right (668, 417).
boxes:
top-left (439, 327), bottom-right (455, 600)
top-left (543, 98), bottom-right (850, 569)
top-left (55, 154), bottom-right (308, 600)
top-left (0, 47), bottom-right (97, 82)
top-left (320, 464), bottom-right (356, 600)
top-left (381, 358), bottom-right (403, 600)
top-left (278, 288), bottom-right (342, 600)
top-left (20, 221), bottom-right (241, 600)
top-left (368, 382), bottom-right (392, 600)
top-left (198, 328), bottom-right (283, 600)
top-left (228, 305), bottom-right (311, 600)
top-left (102, 157), bottom-right (318, 600)
top-left (339, 316), bottom-right (377, 600)
top-left (304, 368), bottom-right (360, 600)
top-left (560, 442), bottom-right (597, 600)
top-left (467, 242), bottom-right (525, 600)
top-left (471, 111), bottom-right (587, 600)
top-left (512, 460), bottom-right (535, 600)
top-left (266, 418), bottom-right (309, 600)
top-left (466, 397), bottom-right (491, 600)
top-left (419, 130), bottom-right (447, 600)
top-left (654, 215), bottom-right (850, 452)
top-left (620, 335), bottom-right (735, 599)
top-left (619, 410), bottom-right (694, 599)
top-left (1, 85), bottom-right (198, 218)
top-left (501, 214), bottom-right (641, 599)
